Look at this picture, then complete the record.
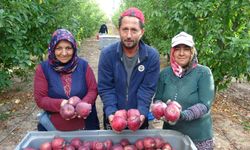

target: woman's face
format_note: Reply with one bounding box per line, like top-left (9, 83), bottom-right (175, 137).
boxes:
top-left (173, 44), bottom-right (192, 67)
top-left (54, 40), bottom-right (74, 63)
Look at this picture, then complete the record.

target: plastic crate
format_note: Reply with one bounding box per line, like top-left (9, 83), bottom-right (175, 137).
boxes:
top-left (98, 34), bottom-right (120, 50)
top-left (15, 129), bottom-right (197, 150)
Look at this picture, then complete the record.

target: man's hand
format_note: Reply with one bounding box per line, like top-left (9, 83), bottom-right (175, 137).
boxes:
top-left (139, 115), bottom-right (145, 127)
top-left (109, 114), bottom-right (123, 133)
top-left (108, 114), bottom-right (114, 123)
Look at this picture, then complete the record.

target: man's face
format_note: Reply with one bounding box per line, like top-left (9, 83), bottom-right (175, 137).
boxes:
top-left (119, 16), bottom-right (144, 50)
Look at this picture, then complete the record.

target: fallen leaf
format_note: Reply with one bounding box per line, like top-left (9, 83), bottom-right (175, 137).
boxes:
top-left (14, 99), bottom-right (20, 104)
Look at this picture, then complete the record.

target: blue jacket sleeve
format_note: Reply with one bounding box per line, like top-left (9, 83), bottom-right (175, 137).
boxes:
top-left (98, 51), bottom-right (118, 117)
top-left (137, 51), bottom-right (160, 117)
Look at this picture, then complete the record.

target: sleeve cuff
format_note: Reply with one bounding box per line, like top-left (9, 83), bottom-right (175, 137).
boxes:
top-left (138, 106), bottom-right (149, 118)
top-left (105, 106), bottom-right (117, 118)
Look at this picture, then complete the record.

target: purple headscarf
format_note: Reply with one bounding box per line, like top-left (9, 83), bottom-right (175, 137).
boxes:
top-left (48, 29), bottom-right (78, 74)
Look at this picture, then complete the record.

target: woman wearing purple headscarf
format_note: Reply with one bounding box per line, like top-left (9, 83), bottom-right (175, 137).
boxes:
top-left (34, 29), bottom-right (99, 131)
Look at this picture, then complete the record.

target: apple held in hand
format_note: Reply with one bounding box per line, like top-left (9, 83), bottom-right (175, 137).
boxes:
top-left (164, 104), bottom-right (181, 123)
top-left (68, 96), bottom-right (81, 107)
top-left (75, 101), bottom-right (92, 118)
top-left (151, 100), bottom-right (167, 120)
top-left (127, 115), bottom-right (141, 132)
top-left (127, 109), bottom-right (140, 117)
top-left (114, 109), bottom-right (127, 120)
top-left (60, 103), bottom-right (75, 120)
top-left (111, 116), bottom-right (127, 132)
top-left (167, 100), bottom-right (182, 111)
top-left (127, 109), bottom-right (141, 132)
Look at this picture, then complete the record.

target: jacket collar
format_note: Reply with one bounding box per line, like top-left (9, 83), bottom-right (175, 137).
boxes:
top-left (116, 40), bottom-right (148, 63)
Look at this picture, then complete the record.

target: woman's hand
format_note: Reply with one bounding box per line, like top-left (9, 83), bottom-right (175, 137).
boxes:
top-left (60, 99), bottom-right (77, 120)
top-left (60, 99), bottom-right (68, 107)
top-left (162, 100), bottom-right (182, 125)
top-left (66, 112), bottom-right (77, 120)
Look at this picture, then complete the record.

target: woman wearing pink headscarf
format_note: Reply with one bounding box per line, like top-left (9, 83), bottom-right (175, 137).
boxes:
top-left (155, 32), bottom-right (215, 150)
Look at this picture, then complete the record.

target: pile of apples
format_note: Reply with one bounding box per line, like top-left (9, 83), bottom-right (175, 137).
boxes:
top-left (151, 100), bottom-right (182, 124)
top-left (24, 136), bottom-right (173, 150)
top-left (60, 96), bottom-right (92, 120)
top-left (111, 109), bottom-right (142, 132)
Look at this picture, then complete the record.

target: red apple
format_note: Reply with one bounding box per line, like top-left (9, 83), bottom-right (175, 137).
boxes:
top-left (60, 104), bottom-right (75, 119)
top-left (68, 96), bottom-right (81, 107)
top-left (164, 104), bottom-right (180, 122)
top-left (91, 141), bottom-right (98, 150)
top-left (70, 137), bottom-right (82, 149)
top-left (143, 137), bottom-right (156, 149)
top-left (103, 139), bottom-right (113, 150)
top-left (127, 109), bottom-right (140, 117)
top-left (64, 144), bottom-right (75, 150)
top-left (127, 116), bottom-right (141, 131)
top-left (111, 144), bottom-right (123, 150)
top-left (82, 141), bottom-right (92, 149)
top-left (154, 137), bottom-right (165, 149)
top-left (151, 101), bottom-right (167, 120)
top-left (75, 101), bottom-right (92, 118)
top-left (93, 141), bottom-right (105, 150)
top-left (78, 146), bottom-right (91, 150)
top-left (111, 116), bottom-right (127, 132)
top-left (39, 141), bottom-right (52, 150)
top-left (124, 145), bottom-right (137, 150)
top-left (114, 109), bottom-right (127, 119)
top-left (120, 138), bottom-right (130, 147)
top-left (168, 101), bottom-right (182, 110)
top-left (162, 142), bottom-right (173, 150)
top-left (135, 139), bottom-right (144, 150)
top-left (51, 137), bottom-right (65, 149)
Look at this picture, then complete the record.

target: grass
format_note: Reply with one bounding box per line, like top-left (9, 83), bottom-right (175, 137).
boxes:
top-left (0, 112), bottom-right (11, 121)
top-left (241, 121), bottom-right (250, 131)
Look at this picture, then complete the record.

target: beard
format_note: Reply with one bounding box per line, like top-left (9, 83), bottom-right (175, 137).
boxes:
top-left (121, 38), bottom-right (139, 49)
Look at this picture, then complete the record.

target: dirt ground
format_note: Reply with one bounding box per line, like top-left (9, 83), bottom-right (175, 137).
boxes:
top-left (0, 24), bottom-right (249, 150)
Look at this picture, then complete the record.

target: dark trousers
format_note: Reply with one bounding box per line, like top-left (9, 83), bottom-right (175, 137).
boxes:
top-left (37, 123), bottom-right (47, 131)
